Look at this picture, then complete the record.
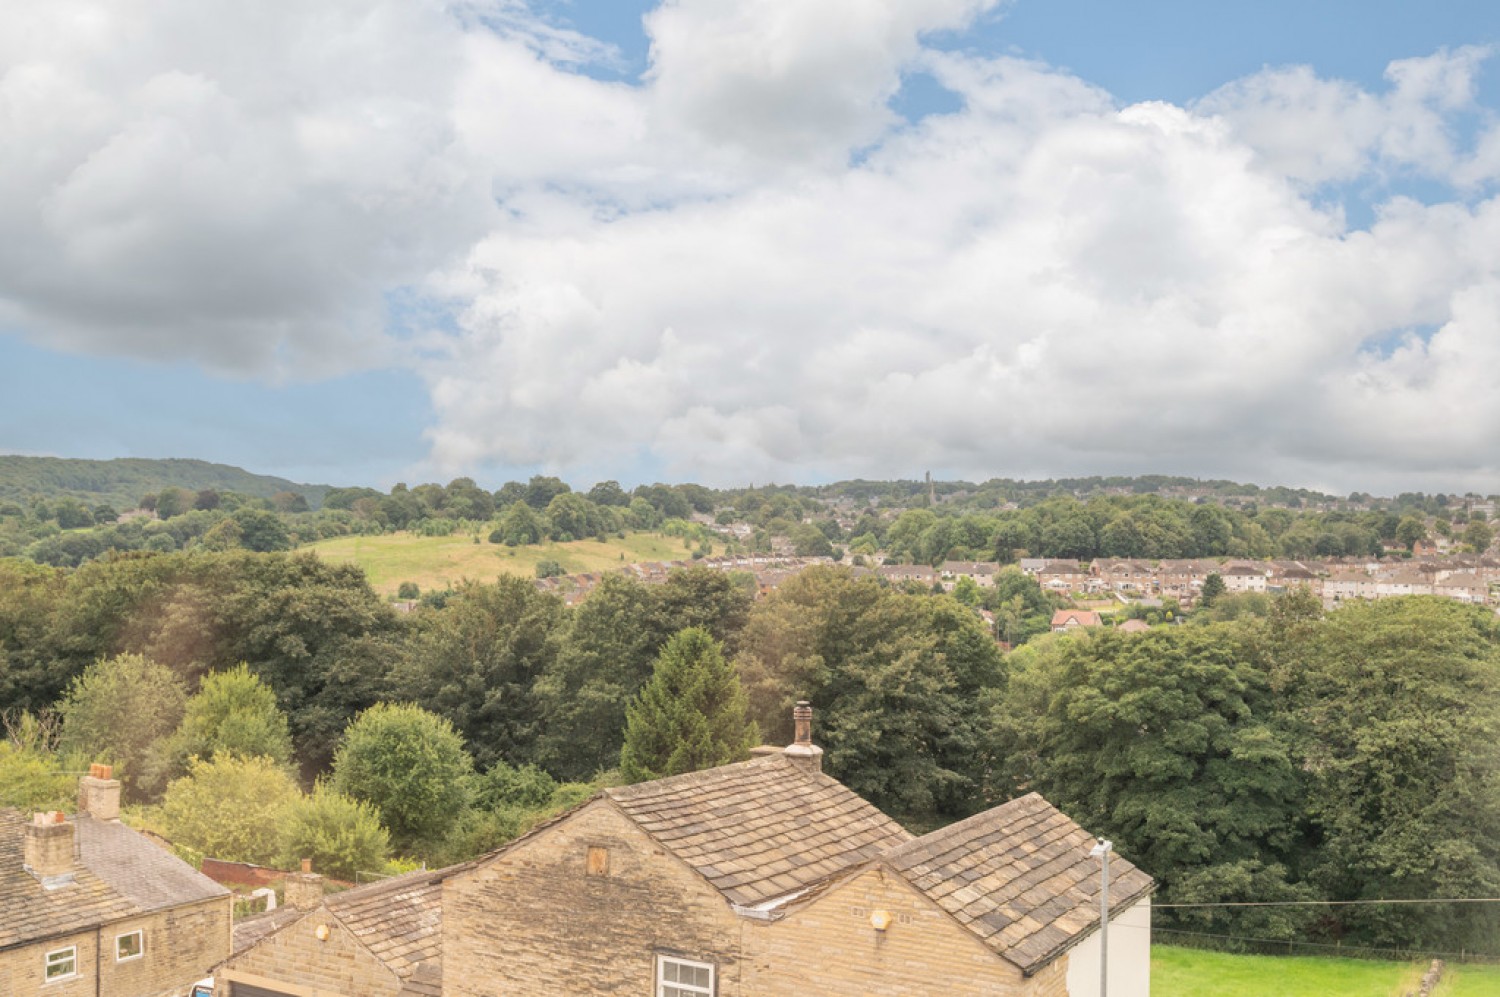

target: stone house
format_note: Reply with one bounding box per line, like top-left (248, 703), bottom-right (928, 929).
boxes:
top-left (1219, 564), bottom-right (1269, 594)
top-left (219, 862), bottom-right (441, 997)
top-left (1037, 560), bottom-right (1089, 594)
top-left (0, 766), bottom-right (232, 996)
top-left (939, 561), bottom-right (1001, 589)
top-left (878, 564), bottom-right (937, 586)
top-left (221, 709), bottom-right (1153, 997)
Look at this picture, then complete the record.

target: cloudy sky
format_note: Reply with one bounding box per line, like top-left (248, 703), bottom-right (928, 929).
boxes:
top-left (3, 0), bottom-right (1499, 494)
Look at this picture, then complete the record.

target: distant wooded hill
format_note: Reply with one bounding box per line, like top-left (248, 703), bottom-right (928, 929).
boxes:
top-left (0, 456), bottom-right (329, 511)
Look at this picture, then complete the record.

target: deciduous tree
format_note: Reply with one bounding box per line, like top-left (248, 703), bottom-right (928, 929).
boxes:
top-left (278, 784), bottom-right (391, 881)
top-left (161, 754), bottom-right (300, 865)
top-left (331, 703), bottom-right (474, 853)
top-left (57, 653), bottom-right (187, 799)
top-left (160, 664), bottom-right (294, 780)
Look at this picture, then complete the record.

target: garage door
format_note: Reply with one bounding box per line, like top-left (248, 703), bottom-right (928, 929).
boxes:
top-left (229, 984), bottom-right (297, 997)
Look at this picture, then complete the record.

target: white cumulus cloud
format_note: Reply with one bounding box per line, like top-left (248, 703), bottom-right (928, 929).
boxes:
top-left (5, 0), bottom-right (1500, 492)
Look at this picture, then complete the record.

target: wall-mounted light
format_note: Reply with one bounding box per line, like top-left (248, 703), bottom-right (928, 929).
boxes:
top-left (314, 923), bottom-right (330, 942)
top-left (869, 909), bottom-right (893, 931)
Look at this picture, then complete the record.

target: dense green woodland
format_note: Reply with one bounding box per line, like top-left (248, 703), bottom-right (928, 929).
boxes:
top-left (0, 550), bottom-right (1496, 955)
top-left (0, 456), bottom-right (327, 511)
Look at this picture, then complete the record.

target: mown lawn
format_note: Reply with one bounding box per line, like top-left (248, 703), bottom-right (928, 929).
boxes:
top-left (1152, 945), bottom-right (1500, 997)
top-left (305, 530), bottom-right (716, 595)
top-left (1441, 963), bottom-right (1500, 996)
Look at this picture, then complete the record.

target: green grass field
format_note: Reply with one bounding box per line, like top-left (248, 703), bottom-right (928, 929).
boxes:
top-left (1152, 946), bottom-right (1500, 996)
top-left (304, 530), bottom-right (716, 596)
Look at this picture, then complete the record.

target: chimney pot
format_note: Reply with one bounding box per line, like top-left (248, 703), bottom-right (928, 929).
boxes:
top-left (793, 701), bottom-right (812, 745)
top-left (783, 700), bottom-right (824, 773)
top-left (301, 858), bottom-right (313, 874)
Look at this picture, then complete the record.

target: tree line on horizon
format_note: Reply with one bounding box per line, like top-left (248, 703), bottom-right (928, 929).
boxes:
top-left (4, 468), bottom-right (1493, 573)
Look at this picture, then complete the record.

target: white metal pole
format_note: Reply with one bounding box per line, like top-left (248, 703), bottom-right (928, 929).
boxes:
top-left (1091, 837), bottom-right (1112, 997)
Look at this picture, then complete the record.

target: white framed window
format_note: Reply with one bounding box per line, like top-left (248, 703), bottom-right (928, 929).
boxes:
top-left (116, 929), bottom-right (144, 962)
top-left (44, 945), bottom-right (77, 982)
top-left (657, 954), bottom-right (714, 997)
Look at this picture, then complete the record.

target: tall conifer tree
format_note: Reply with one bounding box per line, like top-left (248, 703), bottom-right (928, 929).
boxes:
top-left (619, 627), bottom-right (757, 782)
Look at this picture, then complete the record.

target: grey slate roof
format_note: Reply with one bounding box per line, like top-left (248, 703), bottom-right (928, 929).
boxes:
top-left (0, 810), bottom-right (227, 952)
top-left (74, 815), bottom-right (226, 912)
top-left (226, 763), bottom-right (1153, 983)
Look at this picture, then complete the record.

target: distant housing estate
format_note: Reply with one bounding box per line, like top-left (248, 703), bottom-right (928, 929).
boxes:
top-left (532, 550), bottom-right (1500, 617)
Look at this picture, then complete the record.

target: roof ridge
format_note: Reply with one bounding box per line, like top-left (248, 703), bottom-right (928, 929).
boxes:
top-left (884, 793), bottom-right (1043, 861)
top-left (604, 754), bottom-right (794, 798)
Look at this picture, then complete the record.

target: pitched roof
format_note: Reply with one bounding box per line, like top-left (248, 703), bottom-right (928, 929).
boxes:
top-left (605, 755), bottom-right (912, 907)
top-left (326, 868), bottom-right (443, 984)
top-left (74, 816), bottom-right (225, 912)
top-left (232, 906), bottom-right (302, 952)
top-left (0, 810), bottom-right (227, 951)
top-left (1051, 609), bottom-right (1101, 627)
top-left (228, 867), bottom-right (444, 988)
top-left (882, 793), bottom-right (1153, 976)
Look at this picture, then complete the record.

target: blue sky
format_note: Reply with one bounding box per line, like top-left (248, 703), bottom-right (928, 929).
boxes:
top-left (3, 0), bottom-right (1500, 492)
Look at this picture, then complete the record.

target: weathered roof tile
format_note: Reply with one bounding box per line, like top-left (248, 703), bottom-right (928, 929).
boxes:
top-left (605, 755), bottom-right (912, 907)
top-left (883, 794), bottom-right (1153, 975)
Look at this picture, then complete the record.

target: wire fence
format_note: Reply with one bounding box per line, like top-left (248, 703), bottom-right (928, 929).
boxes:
top-left (1153, 926), bottom-right (1500, 966)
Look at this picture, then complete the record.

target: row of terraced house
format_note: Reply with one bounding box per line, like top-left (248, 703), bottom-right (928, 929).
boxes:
top-left (1019, 555), bottom-right (1500, 607)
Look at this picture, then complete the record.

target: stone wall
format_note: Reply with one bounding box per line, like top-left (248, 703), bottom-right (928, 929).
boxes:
top-left (744, 864), bottom-right (1050, 997)
top-left (442, 799), bottom-right (747, 997)
top-left (217, 907), bottom-right (403, 997)
top-left (0, 928), bottom-right (96, 997)
top-left (0, 896), bottom-right (230, 997)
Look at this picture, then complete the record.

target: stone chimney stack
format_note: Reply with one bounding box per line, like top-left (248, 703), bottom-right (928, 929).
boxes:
top-left (24, 811), bottom-right (75, 888)
top-left (782, 700), bottom-right (823, 773)
top-left (284, 858), bottom-right (325, 910)
top-left (78, 763), bottom-right (121, 821)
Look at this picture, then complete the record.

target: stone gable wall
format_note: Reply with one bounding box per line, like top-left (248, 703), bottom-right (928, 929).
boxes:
top-left (442, 799), bottom-right (747, 997)
top-left (744, 864), bottom-right (1055, 997)
top-left (217, 906), bottom-right (403, 997)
